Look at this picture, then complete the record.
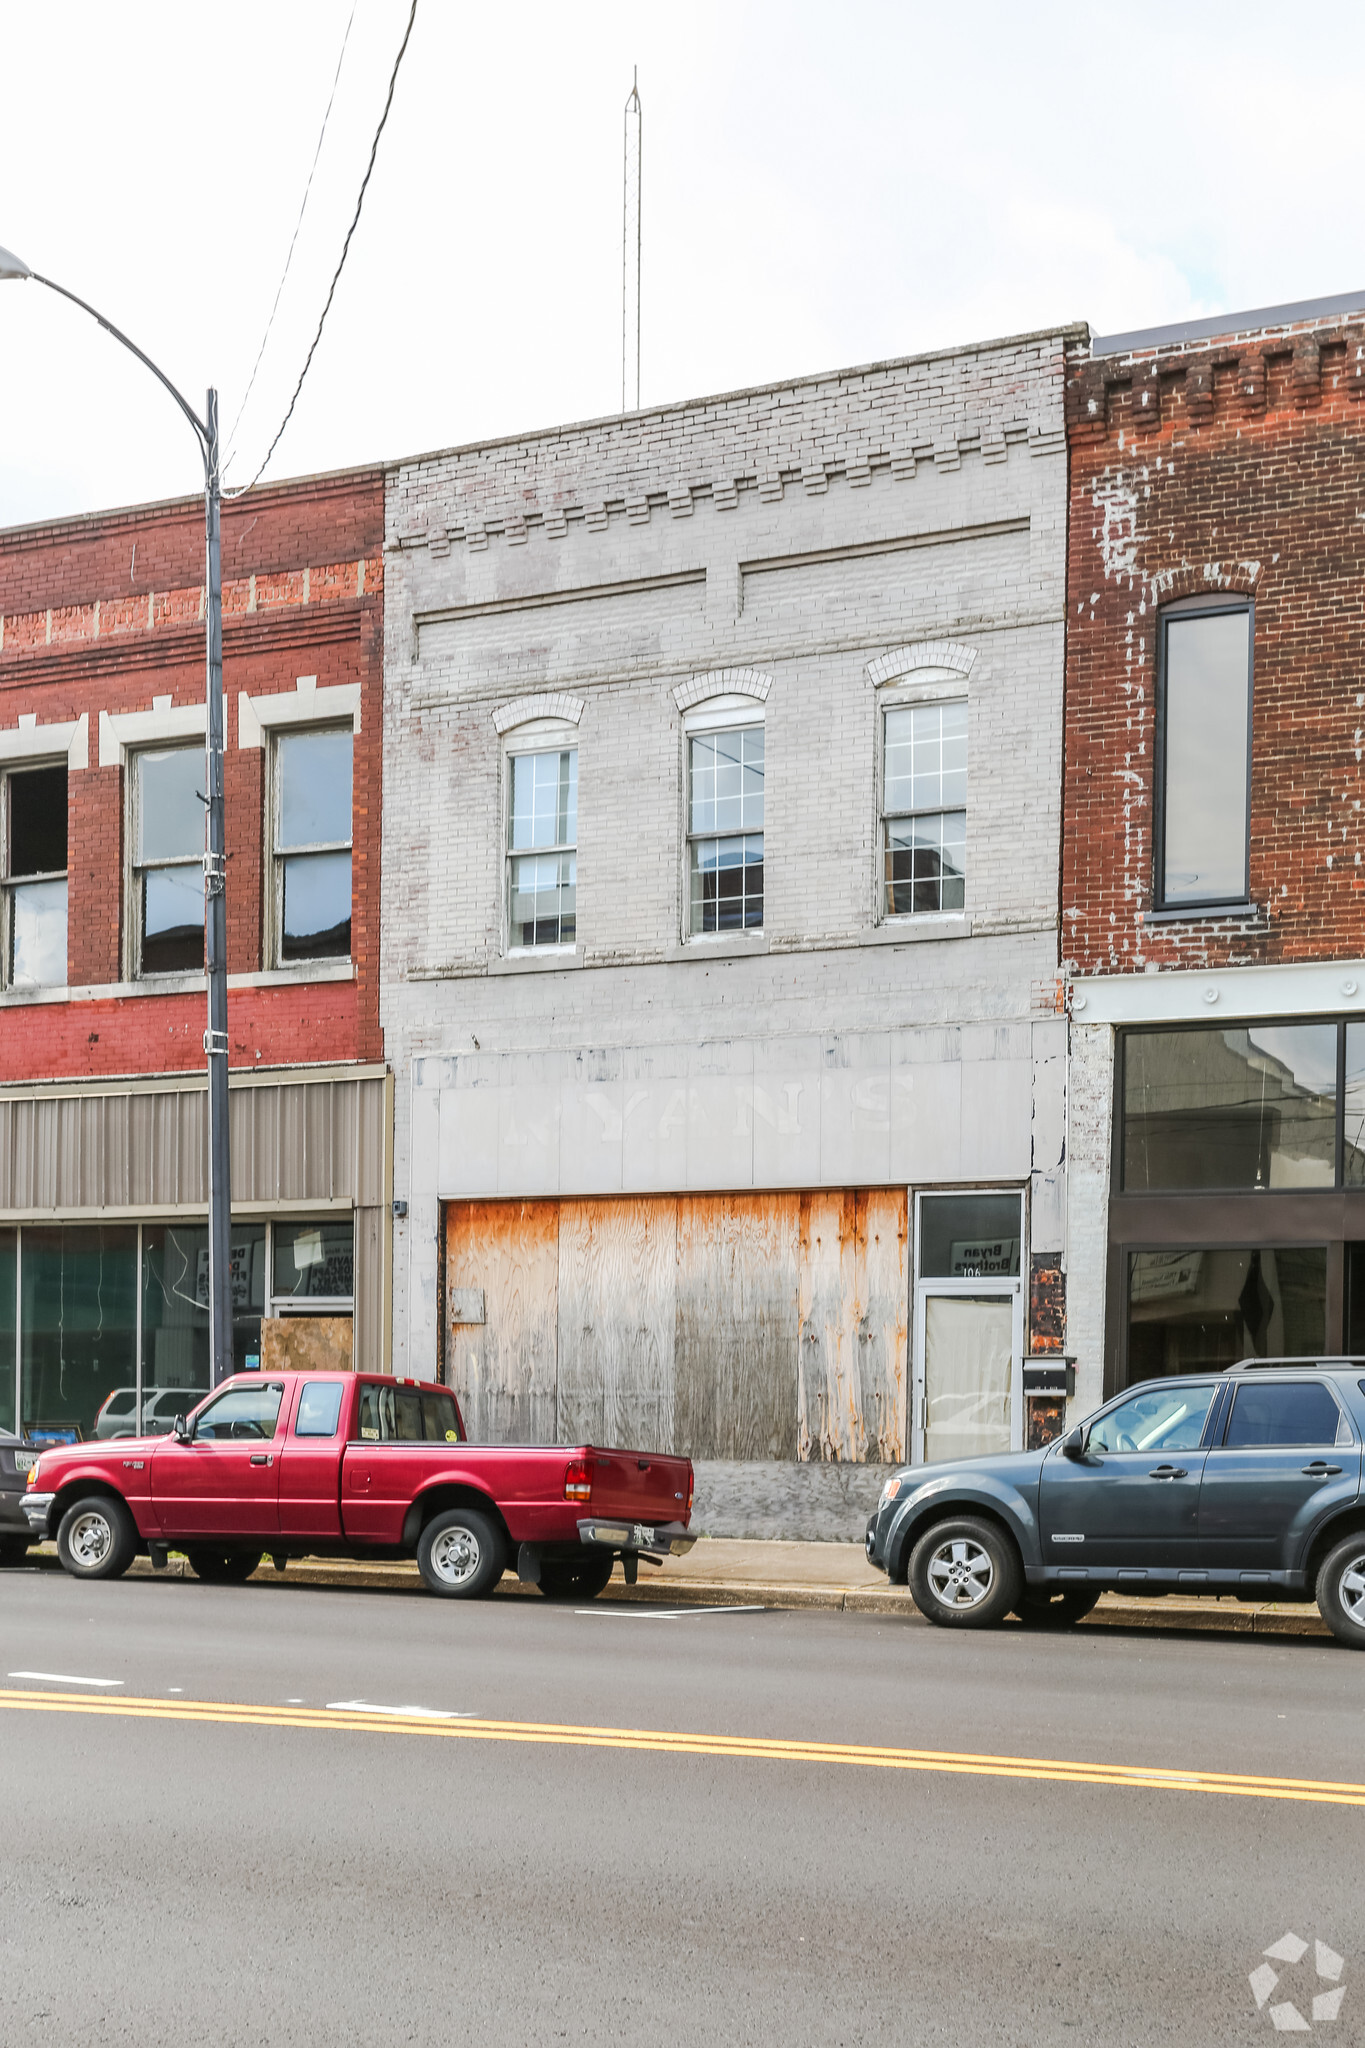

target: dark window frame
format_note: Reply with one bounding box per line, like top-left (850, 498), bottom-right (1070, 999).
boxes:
top-left (1118, 1239), bottom-right (1331, 1391)
top-left (1, 758), bottom-right (69, 992)
top-left (267, 723), bottom-right (354, 968)
top-left (1153, 594), bottom-right (1254, 914)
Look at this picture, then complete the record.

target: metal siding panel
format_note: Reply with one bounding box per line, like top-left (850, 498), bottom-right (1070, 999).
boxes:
top-left (352, 1205), bottom-right (383, 1371)
top-left (355, 1079), bottom-right (385, 1207)
top-left (306, 1084), bottom-right (332, 1201)
top-left (102, 1093), bottom-right (130, 1210)
top-left (0, 1102), bottom-right (13, 1207)
top-left (674, 1193), bottom-right (800, 1460)
top-left (179, 1089), bottom-right (207, 1205)
top-left (251, 1084), bottom-right (280, 1205)
top-left (445, 1199), bottom-right (560, 1444)
top-left (278, 1088), bottom-right (307, 1202)
top-left (34, 1099), bottom-right (60, 1213)
top-left (557, 1197), bottom-right (676, 1453)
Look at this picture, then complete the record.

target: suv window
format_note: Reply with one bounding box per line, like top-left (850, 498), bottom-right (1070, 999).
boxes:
top-left (1088, 1384), bottom-right (1215, 1455)
top-left (356, 1383), bottom-right (463, 1445)
top-left (1224, 1381), bottom-right (1342, 1449)
top-left (295, 1381), bottom-right (346, 1439)
top-left (193, 1384), bottom-right (285, 1441)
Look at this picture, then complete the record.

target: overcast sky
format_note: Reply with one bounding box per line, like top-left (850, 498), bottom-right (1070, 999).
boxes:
top-left (3, 0), bottom-right (1363, 530)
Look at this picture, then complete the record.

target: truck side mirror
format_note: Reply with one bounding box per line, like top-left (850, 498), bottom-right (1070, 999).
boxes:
top-left (173, 1414), bottom-right (191, 1444)
top-left (1059, 1425), bottom-right (1086, 1460)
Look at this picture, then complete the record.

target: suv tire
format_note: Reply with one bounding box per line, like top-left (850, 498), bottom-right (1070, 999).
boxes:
top-left (56, 1494), bottom-right (138, 1582)
top-left (417, 1507), bottom-right (506, 1599)
top-left (908, 1516), bottom-right (1022, 1630)
top-left (537, 1552), bottom-right (616, 1601)
top-left (1315, 1533), bottom-right (1365, 1649)
top-left (1014, 1587), bottom-right (1102, 1627)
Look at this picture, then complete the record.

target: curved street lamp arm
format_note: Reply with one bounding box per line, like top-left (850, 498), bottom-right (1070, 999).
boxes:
top-left (29, 270), bottom-right (211, 469)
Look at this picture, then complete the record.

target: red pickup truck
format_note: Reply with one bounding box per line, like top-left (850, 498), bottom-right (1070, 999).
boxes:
top-left (21, 1371), bottom-right (695, 1600)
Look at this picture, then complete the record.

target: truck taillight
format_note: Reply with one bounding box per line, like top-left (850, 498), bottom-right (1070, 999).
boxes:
top-left (687, 1470), bottom-right (694, 1517)
top-left (564, 1458), bottom-right (592, 1504)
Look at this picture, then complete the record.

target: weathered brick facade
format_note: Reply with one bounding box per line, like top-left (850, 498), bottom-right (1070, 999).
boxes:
top-left (0, 468), bottom-right (385, 1080)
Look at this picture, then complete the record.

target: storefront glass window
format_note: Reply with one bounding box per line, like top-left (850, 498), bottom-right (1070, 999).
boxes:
top-left (0, 1231), bottom-right (15, 1436)
top-left (20, 1226), bottom-right (137, 1444)
top-left (1342, 1025), bottom-right (1365, 1186)
top-left (272, 1219), bottom-right (354, 1302)
top-left (1123, 1025), bottom-right (1338, 1191)
top-left (919, 1194), bottom-right (1021, 1278)
top-left (1127, 1245), bottom-right (1326, 1379)
top-left (140, 1224), bottom-right (266, 1433)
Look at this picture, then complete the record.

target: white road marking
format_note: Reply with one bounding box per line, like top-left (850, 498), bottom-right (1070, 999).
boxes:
top-left (285, 1697), bottom-right (304, 1704)
top-left (325, 1699), bottom-right (475, 1720)
top-left (9, 1670), bottom-right (123, 1687)
top-left (167, 1688), bottom-right (183, 1695)
top-left (572, 1605), bottom-right (767, 1619)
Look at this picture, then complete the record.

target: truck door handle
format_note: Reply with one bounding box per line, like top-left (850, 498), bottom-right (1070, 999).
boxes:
top-left (249, 1453), bottom-right (273, 1467)
top-left (1302, 1462), bottom-right (1342, 1476)
top-left (1148, 1465), bottom-right (1187, 1479)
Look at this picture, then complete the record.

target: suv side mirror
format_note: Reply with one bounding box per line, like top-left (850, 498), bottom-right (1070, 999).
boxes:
top-left (1059, 1425), bottom-right (1086, 1460)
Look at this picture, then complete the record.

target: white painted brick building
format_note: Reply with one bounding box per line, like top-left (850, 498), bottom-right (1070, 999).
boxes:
top-left (381, 327), bottom-right (1080, 1537)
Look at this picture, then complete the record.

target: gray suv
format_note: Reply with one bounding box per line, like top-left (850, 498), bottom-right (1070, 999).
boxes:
top-left (865, 1361), bottom-right (1365, 1648)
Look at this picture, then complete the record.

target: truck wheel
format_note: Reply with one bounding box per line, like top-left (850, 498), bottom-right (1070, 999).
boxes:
top-left (1013, 1588), bottom-right (1102, 1627)
top-left (185, 1548), bottom-right (263, 1585)
top-left (908, 1516), bottom-right (1022, 1630)
top-left (0, 1537), bottom-right (31, 1568)
top-left (538, 1553), bottom-right (616, 1600)
top-left (56, 1495), bottom-right (137, 1582)
top-left (417, 1508), bottom-right (506, 1599)
top-left (1315, 1534), bottom-right (1365, 1648)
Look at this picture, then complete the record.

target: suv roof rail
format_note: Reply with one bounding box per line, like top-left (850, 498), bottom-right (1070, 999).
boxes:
top-left (1224, 1355), bottom-right (1365, 1373)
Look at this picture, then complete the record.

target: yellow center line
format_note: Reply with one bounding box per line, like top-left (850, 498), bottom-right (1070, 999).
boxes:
top-left (0, 1689), bottom-right (1360, 1808)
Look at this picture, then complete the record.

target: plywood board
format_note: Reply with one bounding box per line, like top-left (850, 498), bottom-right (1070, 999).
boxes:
top-left (445, 1200), bottom-right (559, 1443)
top-left (797, 1190), bottom-right (860, 1461)
top-left (556, 1196), bottom-right (677, 1451)
top-left (854, 1188), bottom-right (909, 1461)
top-left (675, 1193), bottom-right (800, 1459)
top-left (261, 1316), bottom-right (353, 1373)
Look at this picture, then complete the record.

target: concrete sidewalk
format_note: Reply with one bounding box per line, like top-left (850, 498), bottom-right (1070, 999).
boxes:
top-left (25, 1538), bottom-right (1332, 1636)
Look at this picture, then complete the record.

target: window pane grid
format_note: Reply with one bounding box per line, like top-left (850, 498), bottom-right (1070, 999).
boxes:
top-left (883, 703), bottom-right (966, 817)
top-left (688, 728), bottom-right (764, 934)
top-left (882, 703), bottom-right (967, 916)
top-left (4, 763), bottom-right (69, 991)
top-left (510, 750), bottom-right (577, 852)
top-left (508, 750), bottom-right (577, 947)
top-left (885, 812), bottom-right (965, 915)
top-left (690, 834), bottom-right (764, 932)
top-left (272, 729), bottom-right (353, 966)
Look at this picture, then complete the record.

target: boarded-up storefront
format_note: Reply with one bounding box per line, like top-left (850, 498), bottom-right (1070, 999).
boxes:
top-left (444, 1189), bottom-right (907, 1462)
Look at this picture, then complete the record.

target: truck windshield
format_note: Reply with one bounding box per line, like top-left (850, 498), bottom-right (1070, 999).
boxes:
top-left (356, 1384), bottom-right (463, 1444)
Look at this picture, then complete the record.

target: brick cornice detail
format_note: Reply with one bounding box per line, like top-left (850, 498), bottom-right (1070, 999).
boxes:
top-left (0, 599), bottom-right (369, 692)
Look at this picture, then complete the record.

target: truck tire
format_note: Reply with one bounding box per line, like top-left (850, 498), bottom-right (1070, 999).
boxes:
top-left (417, 1508), bottom-right (506, 1598)
top-left (0, 1537), bottom-right (31, 1567)
top-left (908, 1516), bottom-right (1022, 1630)
top-left (56, 1494), bottom-right (137, 1582)
top-left (1315, 1533), bottom-right (1365, 1648)
top-left (537, 1553), bottom-right (616, 1600)
top-left (185, 1548), bottom-right (263, 1585)
top-left (1013, 1587), bottom-right (1102, 1627)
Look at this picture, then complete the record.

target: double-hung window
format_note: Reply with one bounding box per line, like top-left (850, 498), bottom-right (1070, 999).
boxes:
top-left (508, 748), bottom-right (577, 949)
top-left (270, 727), bottom-right (353, 962)
top-left (1155, 599), bottom-right (1252, 910)
top-left (2, 762), bottom-right (67, 988)
top-left (132, 747), bottom-right (204, 976)
top-left (687, 726), bottom-right (764, 933)
top-left (882, 701), bottom-right (966, 915)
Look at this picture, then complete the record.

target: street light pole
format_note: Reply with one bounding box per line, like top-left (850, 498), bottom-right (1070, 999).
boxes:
top-left (0, 244), bottom-right (235, 1387)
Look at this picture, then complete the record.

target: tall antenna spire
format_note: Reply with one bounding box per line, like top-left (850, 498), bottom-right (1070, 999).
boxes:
top-left (622, 68), bottom-right (642, 412)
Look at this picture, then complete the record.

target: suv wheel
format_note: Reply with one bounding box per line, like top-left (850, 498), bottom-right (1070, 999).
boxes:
top-left (417, 1508), bottom-right (506, 1599)
top-left (56, 1494), bottom-right (137, 1582)
top-left (1315, 1534), bottom-right (1365, 1649)
top-left (1014, 1588), bottom-right (1102, 1627)
top-left (908, 1516), bottom-right (1022, 1630)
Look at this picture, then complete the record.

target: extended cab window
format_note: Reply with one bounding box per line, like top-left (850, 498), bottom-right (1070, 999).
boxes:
top-left (194, 1383), bottom-right (284, 1441)
top-left (1223, 1381), bottom-right (1343, 1449)
top-left (295, 1381), bottom-right (345, 1438)
top-left (1088, 1384), bottom-right (1214, 1455)
top-left (356, 1383), bottom-right (462, 1444)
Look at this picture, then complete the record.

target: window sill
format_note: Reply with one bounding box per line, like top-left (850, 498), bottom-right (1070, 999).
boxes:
top-left (0, 962), bottom-right (356, 1008)
top-left (666, 931), bottom-right (769, 962)
top-left (1141, 903), bottom-right (1260, 926)
top-left (862, 915), bottom-right (973, 946)
top-left (490, 947), bottom-right (583, 976)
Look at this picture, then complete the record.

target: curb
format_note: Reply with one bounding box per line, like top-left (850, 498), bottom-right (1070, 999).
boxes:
top-left (21, 1549), bottom-right (1333, 1635)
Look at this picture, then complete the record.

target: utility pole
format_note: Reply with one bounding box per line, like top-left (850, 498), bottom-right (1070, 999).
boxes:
top-left (622, 69), bottom-right (642, 412)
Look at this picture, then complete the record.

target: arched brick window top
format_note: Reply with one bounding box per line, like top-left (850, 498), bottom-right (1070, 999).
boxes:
top-left (1148, 562), bottom-right (1260, 608)
top-left (673, 667), bottom-right (772, 713)
top-left (492, 692), bottom-right (585, 735)
top-left (866, 640), bottom-right (977, 688)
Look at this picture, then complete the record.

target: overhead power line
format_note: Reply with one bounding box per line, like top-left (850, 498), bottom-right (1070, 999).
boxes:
top-left (230, 0), bottom-right (420, 496)
top-left (622, 69), bottom-right (642, 412)
top-left (225, 2), bottom-right (358, 471)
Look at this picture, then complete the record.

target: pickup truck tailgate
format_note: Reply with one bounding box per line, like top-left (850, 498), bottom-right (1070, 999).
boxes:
top-left (586, 1450), bottom-right (691, 1524)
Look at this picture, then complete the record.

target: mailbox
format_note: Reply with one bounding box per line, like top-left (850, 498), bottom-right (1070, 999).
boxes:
top-left (1023, 1355), bottom-right (1075, 1397)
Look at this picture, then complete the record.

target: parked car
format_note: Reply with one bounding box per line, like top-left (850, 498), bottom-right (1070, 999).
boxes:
top-left (22, 1371), bottom-right (694, 1599)
top-left (94, 1387), bottom-right (202, 1440)
top-left (864, 1359), bottom-right (1365, 1649)
top-left (0, 1430), bottom-right (40, 1565)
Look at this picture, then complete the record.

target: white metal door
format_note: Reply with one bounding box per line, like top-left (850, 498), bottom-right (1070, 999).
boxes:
top-left (912, 1285), bottom-right (1023, 1463)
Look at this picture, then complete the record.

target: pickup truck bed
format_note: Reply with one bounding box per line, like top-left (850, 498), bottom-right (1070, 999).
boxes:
top-left (22, 1371), bottom-right (695, 1600)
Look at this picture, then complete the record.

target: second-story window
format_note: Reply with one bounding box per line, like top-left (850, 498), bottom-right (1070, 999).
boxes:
top-left (271, 728), bottom-right (353, 963)
top-left (688, 726), bottom-right (764, 933)
top-left (2, 762), bottom-right (68, 989)
top-left (1156, 600), bottom-right (1252, 909)
top-left (882, 701), bottom-right (966, 915)
top-left (133, 747), bottom-right (204, 976)
top-left (508, 748), bottom-right (577, 948)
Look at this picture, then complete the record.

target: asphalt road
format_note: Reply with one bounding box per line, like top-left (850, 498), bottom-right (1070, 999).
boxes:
top-left (0, 1565), bottom-right (1359, 2047)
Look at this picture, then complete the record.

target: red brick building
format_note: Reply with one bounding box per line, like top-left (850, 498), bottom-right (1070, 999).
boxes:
top-left (0, 467), bottom-right (392, 1444)
top-left (1061, 290), bottom-right (1365, 1402)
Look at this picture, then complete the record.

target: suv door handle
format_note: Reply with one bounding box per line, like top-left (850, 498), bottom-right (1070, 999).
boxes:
top-left (1148, 1465), bottom-right (1187, 1479)
top-left (1302, 1462), bottom-right (1342, 1476)
top-left (249, 1453), bottom-right (273, 1467)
